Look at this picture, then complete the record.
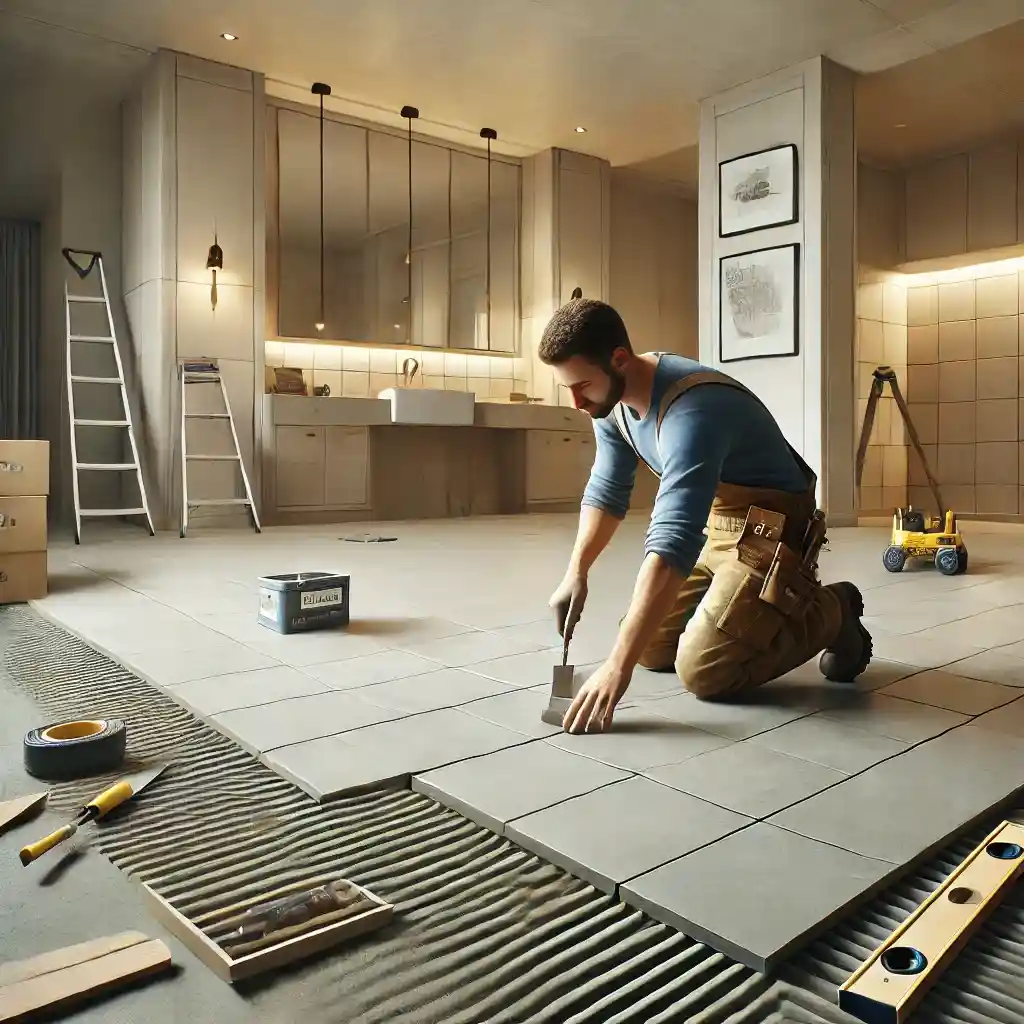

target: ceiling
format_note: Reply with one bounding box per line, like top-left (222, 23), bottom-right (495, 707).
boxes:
top-left (3, 0), bottom-right (1023, 176)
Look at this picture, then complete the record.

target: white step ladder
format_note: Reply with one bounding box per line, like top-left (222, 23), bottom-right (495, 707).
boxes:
top-left (62, 248), bottom-right (154, 545)
top-left (178, 359), bottom-right (261, 538)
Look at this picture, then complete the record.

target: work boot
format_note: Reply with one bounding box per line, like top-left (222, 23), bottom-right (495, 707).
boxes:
top-left (818, 582), bottom-right (872, 682)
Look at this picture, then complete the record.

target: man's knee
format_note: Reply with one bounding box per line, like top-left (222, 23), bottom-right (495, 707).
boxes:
top-left (675, 641), bottom-right (771, 701)
top-left (637, 645), bottom-right (677, 672)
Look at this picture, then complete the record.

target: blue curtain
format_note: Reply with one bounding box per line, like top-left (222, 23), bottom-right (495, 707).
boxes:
top-left (0, 219), bottom-right (41, 438)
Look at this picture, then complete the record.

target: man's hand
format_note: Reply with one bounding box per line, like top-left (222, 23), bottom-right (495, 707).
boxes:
top-left (563, 659), bottom-right (631, 734)
top-left (549, 573), bottom-right (588, 641)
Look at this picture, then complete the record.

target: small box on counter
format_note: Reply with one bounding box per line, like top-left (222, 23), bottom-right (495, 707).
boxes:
top-left (0, 495), bottom-right (47, 554)
top-left (0, 551), bottom-right (48, 604)
top-left (0, 440), bottom-right (50, 497)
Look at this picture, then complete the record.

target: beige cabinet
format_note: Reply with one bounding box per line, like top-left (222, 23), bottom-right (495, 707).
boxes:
top-left (526, 430), bottom-right (594, 503)
top-left (324, 426), bottom-right (370, 508)
top-left (557, 152), bottom-right (608, 303)
top-left (905, 155), bottom-right (968, 262)
top-left (276, 426), bottom-right (325, 508)
top-left (968, 143), bottom-right (1018, 252)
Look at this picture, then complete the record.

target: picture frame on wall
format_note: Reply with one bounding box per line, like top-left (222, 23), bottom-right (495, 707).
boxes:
top-left (718, 143), bottom-right (798, 238)
top-left (719, 243), bottom-right (800, 364)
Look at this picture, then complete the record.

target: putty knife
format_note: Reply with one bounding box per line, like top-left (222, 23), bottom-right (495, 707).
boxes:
top-left (542, 634), bottom-right (576, 727)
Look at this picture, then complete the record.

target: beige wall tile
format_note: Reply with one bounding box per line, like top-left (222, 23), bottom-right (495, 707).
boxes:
top-left (975, 440), bottom-right (1018, 484)
top-left (342, 346), bottom-right (370, 371)
top-left (888, 396), bottom-right (907, 446)
top-left (1020, 400), bottom-right (1024, 441)
top-left (907, 363), bottom-right (939, 403)
top-left (863, 397), bottom-right (891, 446)
top-left (858, 485), bottom-right (882, 511)
top-left (858, 283), bottom-right (883, 322)
top-left (976, 274), bottom-right (1019, 318)
top-left (977, 398), bottom-right (1019, 442)
top-left (468, 376), bottom-right (490, 397)
top-left (977, 356), bottom-right (1019, 400)
top-left (422, 374), bottom-right (445, 389)
top-left (882, 444), bottom-right (907, 487)
top-left (938, 442), bottom-right (975, 483)
top-left (1020, 441), bottom-right (1024, 482)
top-left (907, 325), bottom-right (938, 365)
top-left (369, 349), bottom-right (399, 373)
top-left (1020, 271), bottom-right (1024, 313)
top-left (490, 378), bottom-right (514, 400)
top-left (860, 445), bottom-right (883, 487)
top-left (938, 360), bottom-right (976, 403)
top-left (857, 318), bottom-right (885, 363)
top-left (312, 369), bottom-right (342, 394)
top-left (883, 323), bottom-right (907, 364)
top-left (975, 485), bottom-right (1018, 515)
top-left (907, 285), bottom-right (938, 327)
top-left (369, 372), bottom-right (398, 395)
top-left (938, 280), bottom-right (976, 322)
top-left (908, 485), bottom-right (933, 510)
top-left (881, 485), bottom-right (907, 510)
top-left (938, 319), bottom-right (976, 362)
top-left (907, 402), bottom-right (937, 443)
top-left (883, 282), bottom-right (907, 326)
top-left (942, 484), bottom-right (975, 513)
top-left (857, 362), bottom-right (876, 400)
top-left (938, 401), bottom-right (975, 443)
top-left (908, 443), bottom-right (937, 485)
top-left (1020, 356), bottom-right (1024, 396)
top-left (341, 371), bottom-right (370, 397)
top-left (976, 315), bottom-right (1019, 358)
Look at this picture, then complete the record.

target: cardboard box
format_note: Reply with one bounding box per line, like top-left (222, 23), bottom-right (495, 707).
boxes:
top-left (0, 551), bottom-right (48, 604)
top-left (0, 495), bottom-right (47, 553)
top-left (0, 440), bottom-right (50, 497)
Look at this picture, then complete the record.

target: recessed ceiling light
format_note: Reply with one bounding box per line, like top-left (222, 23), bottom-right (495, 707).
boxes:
top-left (574, 126), bottom-right (587, 133)
top-left (221, 32), bottom-right (238, 41)
top-left (894, 123), bottom-right (906, 129)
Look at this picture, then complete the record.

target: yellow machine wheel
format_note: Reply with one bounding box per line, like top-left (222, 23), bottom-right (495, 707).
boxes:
top-left (883, 545), bottom-right (906, 573)
top-left (935, 547), bottom-right (960, 576)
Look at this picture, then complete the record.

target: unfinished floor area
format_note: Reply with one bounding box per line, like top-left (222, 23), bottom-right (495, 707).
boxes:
top-left (33, 514), bottom-right (1024, 972)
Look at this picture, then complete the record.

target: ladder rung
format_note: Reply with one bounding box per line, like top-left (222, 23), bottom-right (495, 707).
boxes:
top-left (184, 376), bottom-right (221, 383)
top-left (189, 498), bottom-right (251, 507)
top-left (74, 419), bottom-right (129, 427)
top-left (80, 507), bottom-right (148, 517)
top-left (70, 335), bottom-right (115, 343)
top-left (68, 295), bottom-right (106, 304)
top-left (76, 462), bottom-right (137, 471)
top-left (184, 412), bottom-right (231, 419)
top-left (70, 375), bottom-right (121, 384)
top-left (185, 454), bottom-right (240, 461)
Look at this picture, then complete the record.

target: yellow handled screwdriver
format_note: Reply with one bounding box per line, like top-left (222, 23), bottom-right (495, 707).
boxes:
top-left (19, 764), bottom-right (169, 866)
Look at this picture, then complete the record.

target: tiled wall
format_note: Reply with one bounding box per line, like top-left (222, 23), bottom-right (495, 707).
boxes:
top-left (265, 341), bottom-right (533, 402)
top-left (856, 275), bottom-right (909, 514)
top-left (905, 268), bottom-right (1024, 516)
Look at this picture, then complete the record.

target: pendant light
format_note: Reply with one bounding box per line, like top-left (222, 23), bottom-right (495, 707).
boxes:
top-left (400, 105), bottom-right (419, 342)
top-left (206, 230), bottom-right (223, 311)
top-left (480, 128), bottom-right (497, 350)
top-left (311, 81), bottom-right (332, 332)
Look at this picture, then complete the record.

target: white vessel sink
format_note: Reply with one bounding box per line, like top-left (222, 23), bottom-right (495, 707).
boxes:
top-left (377, 387), bottom-right (475, 426)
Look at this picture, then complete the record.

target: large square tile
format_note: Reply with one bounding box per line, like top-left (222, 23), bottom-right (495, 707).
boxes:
top-left (644, 742), bottom-right (846, 819)
top-left (943, 649), bottom-right (1024, 688)
top-left (869, 629), bottom-right (989, 671)
top-left (460, 688), bottom-right (564, 739)
top-left (244, 627), bottom-right (389, 667)
top-left (545, 707), bottom-right (732, 772)
top-left (620, 823), bottom-right (893, 972)
top-left (746, 716), bottom-right (908, 775)
top-left (211, 690), bottom-right (405, 753)
top-left (645, 692), bottom-right (815, 741)
top-left (121, 641), bottom-right (280, 687)
top-left (303, 649), bottom-right (441, 690)
top-left (464, 649), bottom-right (583, 689)
top-left (814, 693), bottom-right (968, 743)
top-left (264, 708), bottom-right (534, 801)
top-left (878, 668), bottom-right (1019, 715)
top-left (356, 668), bottom-right (514, 714)
top-left (413, 743), bottom-right (629, 833)
top-left (768, 724), bottom-right (1024, 863)
top-left (398, 630), bottom-right (545, 667)
top-left (168, 665), bottom-right (330, 717)
top-left (505, 777), bottom-right (751, 894)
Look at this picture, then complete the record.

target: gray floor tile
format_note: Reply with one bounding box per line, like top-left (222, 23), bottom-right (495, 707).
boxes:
top-left (355, 668), bottom-right (515, 714)
top-left (452, 688), bottom-right (564, 739)
top-left (878, 669), bottom-right (1019, 716)
top-left (211, 690), bottom-right (405, 753)
top-left (265, 707), bottom-right (534, 801)
top-left (303, 649), bottom-right (441, 690)
top-left (870, 629), bottom-right (988, 671)
top-left (546, 707), bottom-right (732, 772)
top-left (463, 649), bottom-right (581, 689)
top-left (342, 615), bottom-right (473, 643)
top-left (398, 630), bottom-right (545, 667)
top-left (814, 693), bottom-right (968, 743)
top-left (746, 716), bottom-right (908, 775)
top-left (768, 724), bottom-right (1024, 863)
top-left (971, 697), bottom-right (1024, 738)
top-left (620, 823), bottom-right (893, 972)
top-left (413, 743), bottom-right (629, 833)
top-left (244, 628), bottom-right (389, 667)
top-left (121, 641), bottom-right (280, 687)
top-left (771, 656), bottom-right (918, 697)
top-left (644, 742), bottom-right (846, 818)
top-left (168, 665), bottom-right (330, 717)
top-left (505, 777), bottom-right (751, 894)
top-left (943, 649), bottom-right (1024, 688)
top-left (645, 692), bottom-right (814, 741)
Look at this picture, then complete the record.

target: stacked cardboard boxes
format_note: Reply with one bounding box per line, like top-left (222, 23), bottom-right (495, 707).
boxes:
top-left (0, 440), bottom-right (49, 604)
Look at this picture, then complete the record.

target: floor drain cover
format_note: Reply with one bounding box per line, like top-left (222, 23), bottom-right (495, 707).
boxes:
top-left (341, 534), bottom-right (398, 543)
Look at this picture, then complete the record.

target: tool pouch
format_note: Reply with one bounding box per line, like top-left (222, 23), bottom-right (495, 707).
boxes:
top-left (759, 541), bottom-right (818, 618)
top-left (736, 506), bottom-right (788, 573)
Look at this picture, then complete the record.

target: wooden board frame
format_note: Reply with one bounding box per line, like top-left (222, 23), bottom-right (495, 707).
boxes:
top-left (839, 819), bottom-right (1024, 1024)
top-left (139, 880), bottom-right (393, 983)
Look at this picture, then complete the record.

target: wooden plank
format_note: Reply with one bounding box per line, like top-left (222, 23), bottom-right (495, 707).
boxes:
top-left (0, 931), bottom-right (149, 987)
top-left (0, 937), bottom-right (171, 1022)
top-left (0, 793), bottom-right (47, 835)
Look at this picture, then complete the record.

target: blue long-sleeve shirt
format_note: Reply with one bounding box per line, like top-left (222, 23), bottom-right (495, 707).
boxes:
top-left (581, 354), bottom-right (808, 577)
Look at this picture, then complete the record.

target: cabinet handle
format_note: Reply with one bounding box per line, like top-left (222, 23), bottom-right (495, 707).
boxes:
top-left (306, 432), bottom-right (316, 438)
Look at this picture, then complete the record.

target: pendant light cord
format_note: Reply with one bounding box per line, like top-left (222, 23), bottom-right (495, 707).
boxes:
top-left (400, 106), bottom-right (419, 343)
top-left (319, 92), bottom-right (325, 328)
top-left (480, 128), bottom-right (497, 351)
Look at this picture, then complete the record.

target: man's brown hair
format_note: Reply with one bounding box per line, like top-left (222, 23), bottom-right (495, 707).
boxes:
top-left (538, 298), bottom-right (632, 367)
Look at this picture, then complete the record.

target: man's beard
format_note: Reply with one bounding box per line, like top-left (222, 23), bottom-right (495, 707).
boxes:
top-left (584, 367), bottom-right (626, 419)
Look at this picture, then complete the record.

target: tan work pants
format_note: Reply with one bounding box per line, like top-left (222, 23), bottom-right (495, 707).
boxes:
top-left (639, 481), bottom-right (844, 701)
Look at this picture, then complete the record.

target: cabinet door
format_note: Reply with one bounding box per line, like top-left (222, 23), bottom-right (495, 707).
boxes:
top-left (969, 143), bottom-right (1018, 252)
top-left (905, 155), bottom-right (968, 262)
top-left (526, 431), bottom-right (586, 502)
top-left (324, 426), bottom-right (370, 508)
top-left (276, 426), bottom-right (325, 508)
top-left (558, 160), bottom-right (605, 303)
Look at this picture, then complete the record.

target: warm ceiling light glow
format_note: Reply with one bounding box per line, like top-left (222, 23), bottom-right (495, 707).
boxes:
top-left (894, 123), bottom-right (906, 129)
top-left (315, 322), bottom-right (325, 332)
top-left (221, 32), bottom-right (237, 41)
top-left (900, 254), bottom-right (1024, 286)
top-left (574, 126), bottom-right (587, 133)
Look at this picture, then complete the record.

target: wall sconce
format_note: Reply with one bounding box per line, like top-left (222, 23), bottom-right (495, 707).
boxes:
top-left (206, 235), bottom-right (223, 310)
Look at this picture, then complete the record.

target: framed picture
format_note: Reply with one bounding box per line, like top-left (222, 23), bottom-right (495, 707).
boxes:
top-left (718, 144), bottom-right (798, 238)
top-left (719, 243), bottom-right (800, 364)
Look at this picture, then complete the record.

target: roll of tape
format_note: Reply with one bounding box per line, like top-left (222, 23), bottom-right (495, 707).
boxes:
top-left (23, 719), bottom-right (127, 780)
